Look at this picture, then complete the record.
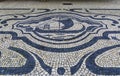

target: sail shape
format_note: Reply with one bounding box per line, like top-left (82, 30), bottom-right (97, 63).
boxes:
top-left (58, 18), bottom-right (74, 29)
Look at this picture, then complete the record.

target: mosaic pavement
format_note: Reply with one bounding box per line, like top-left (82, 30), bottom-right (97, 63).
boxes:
top-left (0, 8), bottom-right (120, 76)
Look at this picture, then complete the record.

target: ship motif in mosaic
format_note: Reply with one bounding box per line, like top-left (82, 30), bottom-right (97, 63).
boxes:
top-left (0, 9), bottom-right (120, 75)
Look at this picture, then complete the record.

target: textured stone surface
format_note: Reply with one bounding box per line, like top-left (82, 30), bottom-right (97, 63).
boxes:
top-left (0, 0), bottom-right (120, 76)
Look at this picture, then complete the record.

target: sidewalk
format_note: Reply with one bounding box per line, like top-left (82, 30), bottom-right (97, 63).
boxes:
top-left (0, 0), bottom-right (120, 76)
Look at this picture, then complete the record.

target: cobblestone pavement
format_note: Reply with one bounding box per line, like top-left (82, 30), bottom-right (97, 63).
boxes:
top-left (0, 7), bottom-right (120, 76)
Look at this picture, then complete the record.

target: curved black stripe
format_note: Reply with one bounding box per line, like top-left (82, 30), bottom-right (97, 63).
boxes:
top-left (86, 44), bottom-right (120, 75)
top-left (70, 52), bottom-right (92, 75)
top-left (31, 52), bottom-right (52, 75)
top-left (0, 31), bottom-right (119, 53)
top-left (0, 47), bottom-right (35, 75)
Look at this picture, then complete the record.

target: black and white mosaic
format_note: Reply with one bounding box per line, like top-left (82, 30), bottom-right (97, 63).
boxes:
top-left (0, 8), bottom-right (120, 76)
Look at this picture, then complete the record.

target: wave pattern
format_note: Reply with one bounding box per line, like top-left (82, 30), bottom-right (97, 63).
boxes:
top-left (0, 9), bottom-right (120, 75)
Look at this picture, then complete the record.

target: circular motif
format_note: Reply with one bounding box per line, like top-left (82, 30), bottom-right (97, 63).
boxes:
top-left (57, 67), bottom-right (65, 75)
top-left (12, 12), bottom-right (107, 52)
top-left (33, 15), bottom-right (85, 41)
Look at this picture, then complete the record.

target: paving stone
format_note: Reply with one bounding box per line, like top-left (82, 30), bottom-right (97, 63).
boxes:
top-left (0, 1), bottom-right (120, 76)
